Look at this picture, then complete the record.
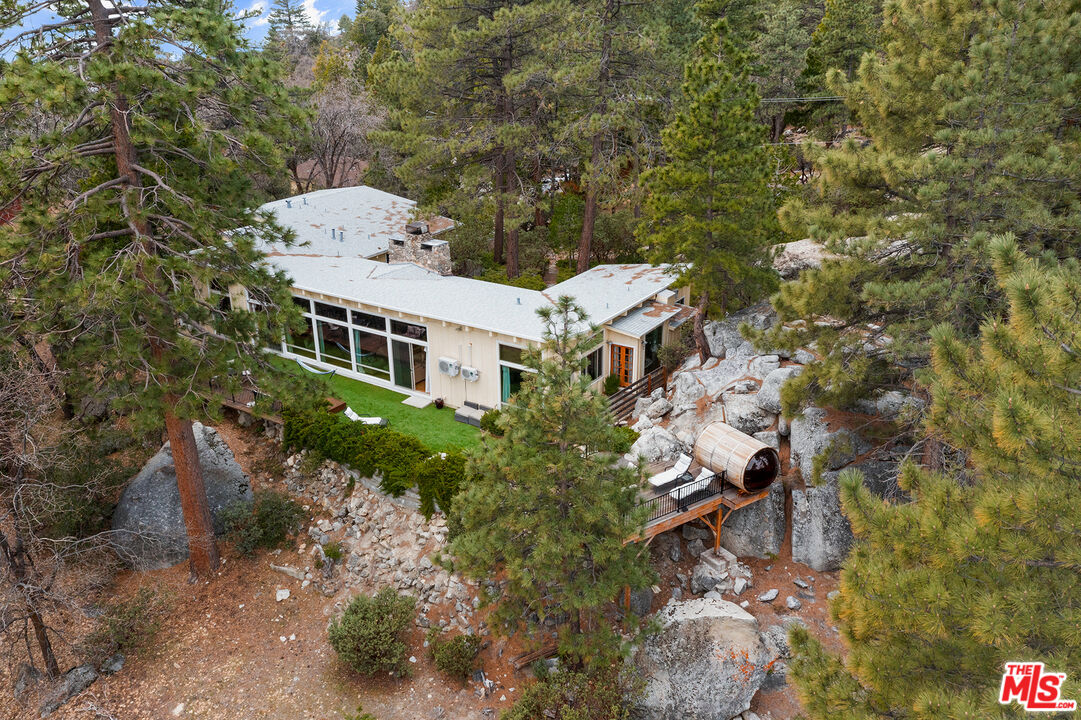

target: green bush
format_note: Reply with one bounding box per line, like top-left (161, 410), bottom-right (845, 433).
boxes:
top-left (479, 408), bottom-right (503, 436)
top-left (611, 426), bottom-right (639, 454)
top-left (477, 268), bottom-right (547, 290)
top-left (603, 374), bottom-right (621, 396)
top-left (658, 324), bottom-right (694, 373)
top-left (283, 408), bottom-right (461, 519)
top-left (426, 629), bottom-right (481, 679)
top-left (323, 540), bottom-right (343, 561)
top-left (221, 489), bottom-right (304, 555)
top-left (80, 586), bottom-right (170, 666)
top-left (328, 588), bottom-right (416, 677)
top-left (503, 667), bottom-right (632, 720)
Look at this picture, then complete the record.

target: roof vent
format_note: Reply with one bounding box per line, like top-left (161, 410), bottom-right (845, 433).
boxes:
top-left (516, 297), bottom-right (521, 305)
top-left (331, 228), bottom-right (337, 239)
top-left (339, 231), bottom-right (345, 242)
top-left (303, 197), bottom-right (308, 205)
top-left (405, 221), bottom-right (429, 235)
top-left (285, 199), bottom-right (292, 208)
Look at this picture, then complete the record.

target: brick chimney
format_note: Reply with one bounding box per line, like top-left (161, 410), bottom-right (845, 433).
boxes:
top-left (388, 220), bottom-right (452, 275)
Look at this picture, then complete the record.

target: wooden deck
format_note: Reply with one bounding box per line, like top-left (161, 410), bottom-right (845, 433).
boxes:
top-left (627, 459), bottom-right (770, 549)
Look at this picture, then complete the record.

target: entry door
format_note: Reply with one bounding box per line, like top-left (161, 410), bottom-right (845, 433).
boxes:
top-left (611, 344), bottom-right (633, 387)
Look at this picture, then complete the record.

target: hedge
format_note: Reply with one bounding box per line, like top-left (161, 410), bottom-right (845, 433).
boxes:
top-left (282, 407), bottom-right (465, 519)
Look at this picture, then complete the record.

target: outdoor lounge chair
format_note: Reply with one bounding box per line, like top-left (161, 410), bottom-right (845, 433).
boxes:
top-left (669, 467), bottom-right (716, 508)
top-left (344, 406), bottom-right (388, 426)
top-left (647, 453), bottom-right (693, 488)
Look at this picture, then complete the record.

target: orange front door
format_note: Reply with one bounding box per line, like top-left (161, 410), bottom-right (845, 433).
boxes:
top-left (611, 344), bottom-right (633, 387)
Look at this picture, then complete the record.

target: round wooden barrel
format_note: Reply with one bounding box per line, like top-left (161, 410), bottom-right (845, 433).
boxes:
top-left (693, 421), bottom-right (779, 492)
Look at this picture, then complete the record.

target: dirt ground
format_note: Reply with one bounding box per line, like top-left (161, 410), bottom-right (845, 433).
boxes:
top-left (3, 421), bottom-right (843, 720)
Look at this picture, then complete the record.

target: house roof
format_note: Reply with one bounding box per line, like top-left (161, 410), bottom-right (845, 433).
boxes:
top-left (609, 301), bottom-right (686, 337)
top-left (257, 186), bottom-right (453, 260)
top-left (270, 254), bottom-right (678, 341)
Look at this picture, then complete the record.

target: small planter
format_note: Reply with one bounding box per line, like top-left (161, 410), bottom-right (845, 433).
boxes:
top-left (434, 398), bottom-right (445, 409)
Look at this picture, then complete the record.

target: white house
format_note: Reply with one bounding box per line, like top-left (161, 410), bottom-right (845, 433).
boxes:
top-left (252, 186), bottom-right (692, 411)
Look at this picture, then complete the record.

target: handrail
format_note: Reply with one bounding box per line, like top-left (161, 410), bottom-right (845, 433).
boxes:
top-left (609, 366), bottom-right (668, 421)
top-left (637, 474), bottom-right (727, 525)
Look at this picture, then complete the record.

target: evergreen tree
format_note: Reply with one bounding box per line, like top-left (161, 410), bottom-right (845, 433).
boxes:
top-left (797, 0), bottom-right (880, 137)
top-left (789, 236), bottom-right (1081, 718)
top-left (750, 0), bottom-right (1081, 415)
top-left (0, 0), bottom-right (305, 577)
top-left (346, 0), bottom-right (398, 54)
top-left (266, 0), bottom-right (316, 55)
top-left (448, 298), bottom-right (654, 663)
top-left (556, 0), bottom-right (666, 274)
top-left (750, 0), bottom-right (815, 141)
top-left (637, 17), bottom-right (780, 363)
top-left (372, 0), bottom-right (563, 278)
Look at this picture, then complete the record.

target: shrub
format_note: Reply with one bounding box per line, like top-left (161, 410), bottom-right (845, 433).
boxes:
top-left (80, 586), bottom-right (170, 666)
top-left (478, 268), bottom-right (547, 290)
top-left (479, 408), bottom-right (503, 436)
top-left (328, 588), bottom-right (416, 677)
top-left (282, 408), bottom-right (466, 520)
top-left (603, 374), bottom-right (621, 396)
top-left (658, 324), bottom-right (694, 373)
top-left (426, 629), bottom-right (480, 680)
top-left (611, 426), bottom-right (639, 454)
top-left (221, 489), bottom-right (304, 555)
top-left (323, 540), bottom-right (342, 561)
top-left (503, 667), bottom-right (633, 720)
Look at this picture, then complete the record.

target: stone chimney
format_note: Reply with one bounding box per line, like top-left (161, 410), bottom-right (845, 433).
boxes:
top-left (388, 220), bottom-right (452, 275)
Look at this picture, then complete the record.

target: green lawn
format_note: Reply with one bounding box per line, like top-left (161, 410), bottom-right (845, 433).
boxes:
top-left (275, 357), bottom-right (480, 451)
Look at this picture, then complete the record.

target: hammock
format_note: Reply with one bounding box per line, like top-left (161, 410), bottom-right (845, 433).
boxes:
top-left (294, 358), bottom-right (337, 377)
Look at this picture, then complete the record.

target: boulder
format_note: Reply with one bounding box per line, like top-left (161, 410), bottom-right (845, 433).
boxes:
top-left (720, 393), bottom-right (775, 436)
top-left (720, 480), bottom-right (785, 559)
top-left (628, 427), bottom-right (683, 463)
top-left (792, 348), bottom-right (816, 365)
top-left (753, 431), bottom-right (780, 451)
top-left (791, 473), bottom-right (854, 571)
top-left (747, 355), bottom-right (781, 381)
top-left (756, 366), bottom-right (802, 415)
top-left (772, 239), bottom-right (837, 279)
top-left (789, 408), bottom-right (864, 481)
top-left (631, 415), bottom-right (653, 433)
top-left (112, 423), bottom-right (251, 570)
top-left (13, 662), bottom-right (41, 702)
top-left (633, 396), bottom-right (653, 420)
top-left (39, 665), bottom-right (98, 717)
top-left (645, 398), bottom-right (673, 420)
top-left (670, 372), bottom-right (705, 410)
top-left (632, 598), bottom-right (771, 720)
top-left (827, 459), bottom-right (905, 502)
top-left (629, 587), bottom-right (654, 617)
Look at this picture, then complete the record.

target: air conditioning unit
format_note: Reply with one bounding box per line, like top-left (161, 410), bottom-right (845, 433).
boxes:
top-left (437, 356), bottom-right (461, 377)
top-left (461, 366), bottom-right (480, 382)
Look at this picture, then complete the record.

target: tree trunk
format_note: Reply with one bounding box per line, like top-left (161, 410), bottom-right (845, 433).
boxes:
top-left (693, 291), bottom-right (711, 364)
top-left (89, 0), bottom-right (219, 580)
top-left (0, 528), bottom-right (60, 678)
top-left (164, 405), bottom-right (220, 577)
top-left (577, 184), bottom-right (598, 274)
top-left (506, 227), bottom-right (520, 279)
top-left (771, 112), bottom-right (786, 142)
top-left (493, 163), bottom-right (505, 265)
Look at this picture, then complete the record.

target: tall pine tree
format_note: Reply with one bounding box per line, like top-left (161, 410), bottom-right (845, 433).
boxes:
top-left (0, 0), bottom-right (305, 577)
top-left (448, 298), bottom-right (654, 664)
top-left (266, 0), bottom-right (317, 56)
top-left (637, 15), bottom-right (780, 363)
top-left (751, 0), bottom-right (1081, 415)
top-left (790, 236), bottom-right (1081, 718)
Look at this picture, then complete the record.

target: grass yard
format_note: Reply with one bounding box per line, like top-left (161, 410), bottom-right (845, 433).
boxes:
top-left (275, 356), bottom-right (481, 451)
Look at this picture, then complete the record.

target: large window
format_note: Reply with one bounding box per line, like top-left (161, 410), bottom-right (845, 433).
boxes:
top-left (585, 347), bottom-right (603, 381)
top-left (643, 325), bottom-right (663, 374)
top-left (285, 297), bottom-right (427, 390)
top-left (318, 320), bottom-right (352, 369)
top-left (499, 343), bottom-right (531, 404)
top-left (286, 315), bottom-right (317, 359)
top-left (354, 328), bottom-right (391, 380)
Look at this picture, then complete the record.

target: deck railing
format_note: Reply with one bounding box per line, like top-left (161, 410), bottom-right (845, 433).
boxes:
top-left (638, 474), bottom-right (727, 525)
top-left (609, 366), bottom-right (668, 422)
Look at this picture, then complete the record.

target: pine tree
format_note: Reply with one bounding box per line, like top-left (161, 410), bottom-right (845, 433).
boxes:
top-left (750, 0), bottom-right (1081, 415)
top-left (750, 0), bottom-right (815, 141)
top-left (797, 0), bottom-right (880, 137)
top-left (0, 0), bottom-right (305, 577)
top-left (347, 0), bottom-right (397, 54)
top-left (372, 0), bottom-right (564, 278)
top-left (789, 236), bottom-right (1081, 718)
top-left (637, 16), bottom-right (781, 363)
top-left (266, 0), bottom-right (316, 55)
top-left (447, 298), bottom-right (654, 663)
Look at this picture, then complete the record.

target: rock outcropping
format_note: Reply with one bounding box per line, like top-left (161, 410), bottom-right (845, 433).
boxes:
top-left (632, 598), bottom-right (771, 720)
top-left (113, 423), bottom-right (251, 570)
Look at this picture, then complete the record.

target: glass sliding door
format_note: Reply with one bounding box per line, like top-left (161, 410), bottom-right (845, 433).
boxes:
top-left (317, 321), bottom-right (352, 369)
top-left (392, 340), bottom-right (427, 392)
top-left (353, 328), bottom-right (391, 380)
top-left (412, 344), bottom-right (426, 393)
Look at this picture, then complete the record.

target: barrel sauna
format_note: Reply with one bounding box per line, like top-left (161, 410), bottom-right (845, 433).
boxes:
top-left (693, 421), bottom-right (780, 492)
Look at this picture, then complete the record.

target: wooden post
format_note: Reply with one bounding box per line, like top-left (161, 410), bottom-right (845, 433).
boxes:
top-left (714, 507), bottom-right (722, 552)
top-left (624, 585), bottom-right (631, 611)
